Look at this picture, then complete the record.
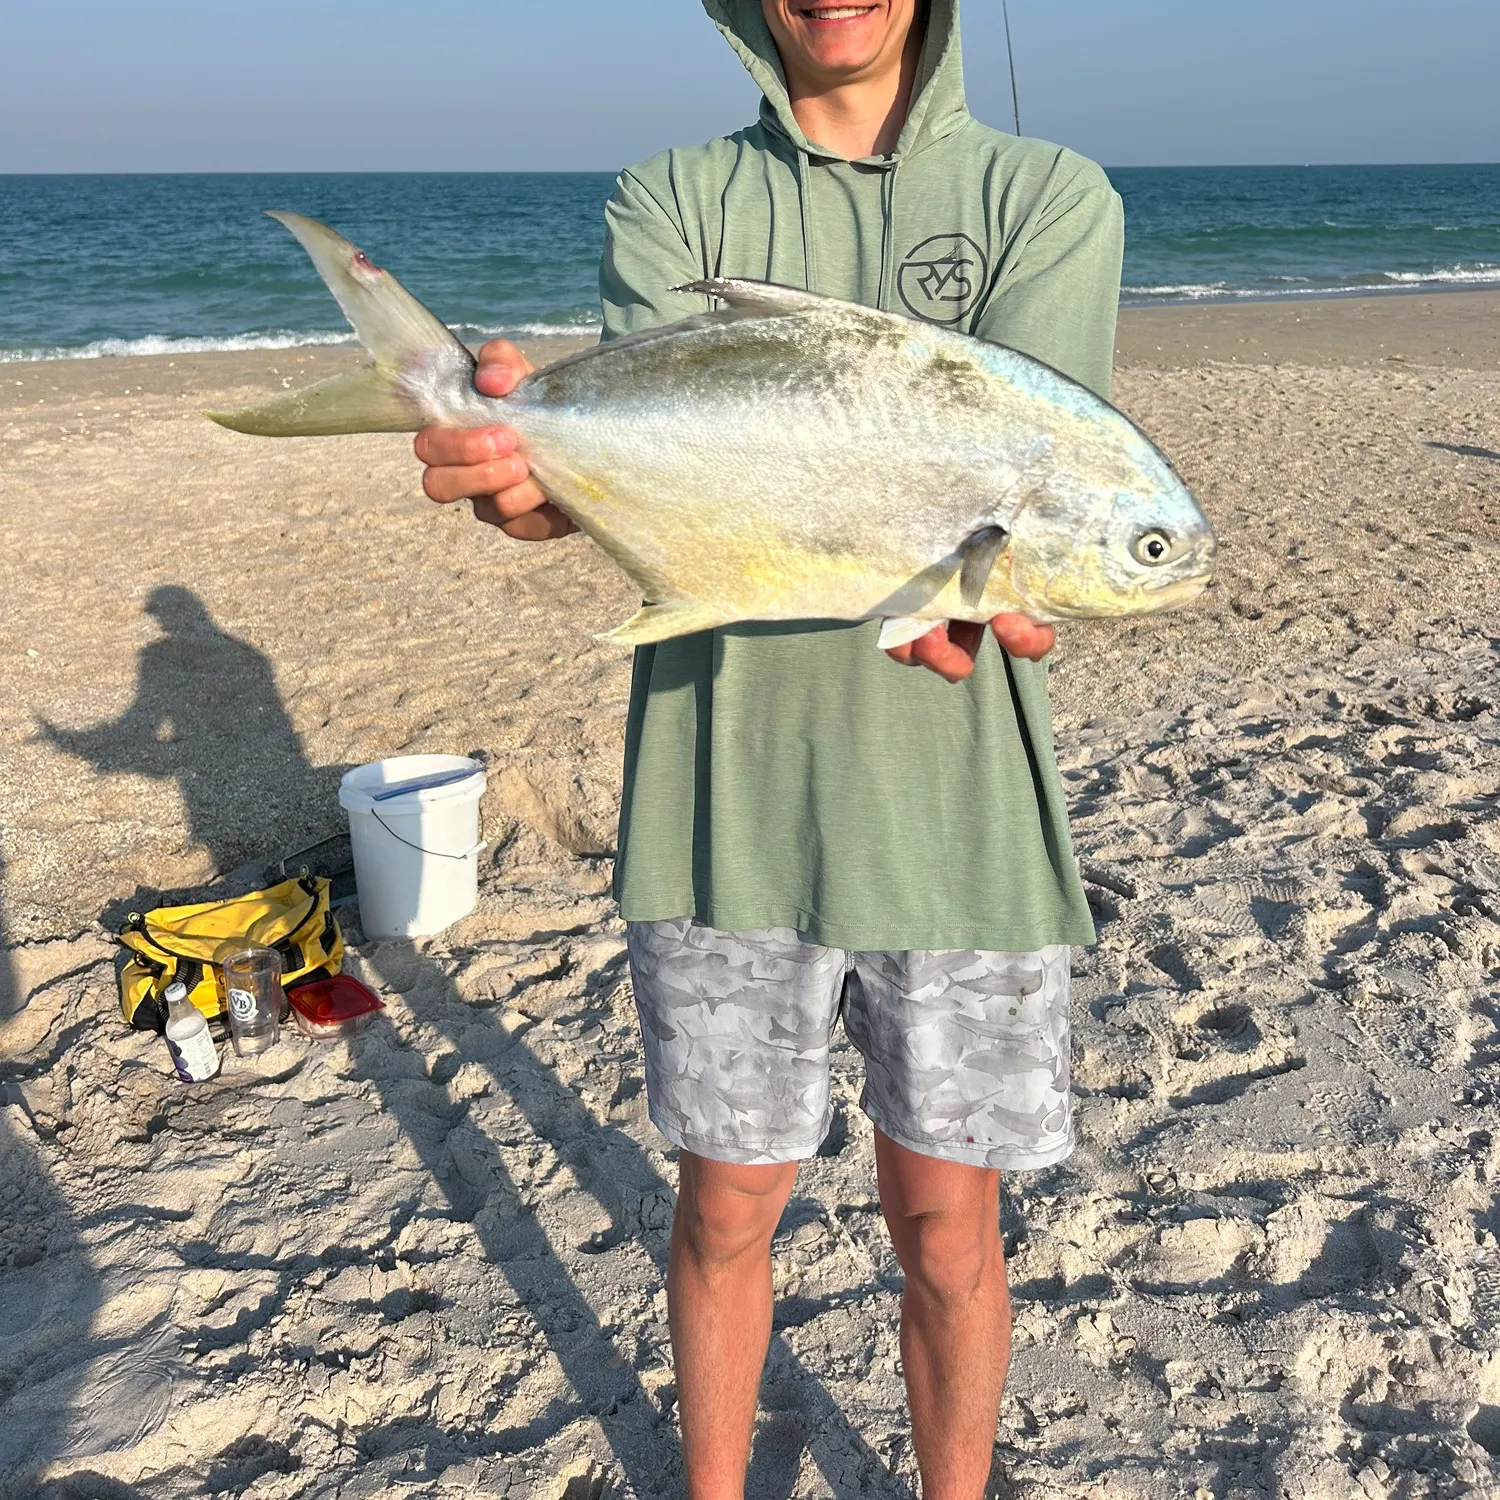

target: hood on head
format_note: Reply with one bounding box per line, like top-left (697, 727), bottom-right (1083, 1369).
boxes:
top-left (701, 0), bottom-right (969, 161)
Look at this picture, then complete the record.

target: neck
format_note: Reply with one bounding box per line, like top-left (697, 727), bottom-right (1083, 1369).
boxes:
top-left (780, 20), bottom-right (924, 159)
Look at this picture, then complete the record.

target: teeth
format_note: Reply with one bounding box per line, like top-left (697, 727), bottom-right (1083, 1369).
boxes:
top-left (804, 5), bottom-right (874, 16)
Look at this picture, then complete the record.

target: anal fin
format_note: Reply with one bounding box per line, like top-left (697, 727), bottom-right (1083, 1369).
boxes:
top-left (601, 599), bottom-right (730, 647)
top-left (876, 616), bottom-right (943, 650)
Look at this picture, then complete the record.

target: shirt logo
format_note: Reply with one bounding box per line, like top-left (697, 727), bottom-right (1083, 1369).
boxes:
top-left (897, 233), bottom-right (988, 325)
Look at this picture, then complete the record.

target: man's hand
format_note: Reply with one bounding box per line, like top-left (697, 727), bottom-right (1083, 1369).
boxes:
top-left (413, 340), bottom-right (577, 540)
top-left (885, 615), bottom-right (1055, 682)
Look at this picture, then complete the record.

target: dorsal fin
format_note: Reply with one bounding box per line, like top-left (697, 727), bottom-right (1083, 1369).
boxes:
top-left (671, 278), bottom-right (845, 318)
top-left (524, 280), bottom-right (895, 387)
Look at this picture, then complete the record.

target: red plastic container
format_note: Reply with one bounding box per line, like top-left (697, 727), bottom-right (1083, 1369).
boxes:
top-left (288, 975), bottom-right (385, 1041)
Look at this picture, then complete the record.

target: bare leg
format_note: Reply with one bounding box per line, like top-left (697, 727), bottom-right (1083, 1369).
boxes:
top-left (875, 1130), bottom-right (1011, 1500)
top-left (668, 1151), bottom-right (799, 1500)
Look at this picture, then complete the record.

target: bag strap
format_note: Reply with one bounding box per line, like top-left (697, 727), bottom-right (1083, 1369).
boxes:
top-left (119, 912), bottom-right (175, 964)
top-left (119, 873), bottom-right (329, 969)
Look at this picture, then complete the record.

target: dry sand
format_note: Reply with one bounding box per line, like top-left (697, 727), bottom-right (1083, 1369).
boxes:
top-left (1, 292), bottom-right (1498, 1500)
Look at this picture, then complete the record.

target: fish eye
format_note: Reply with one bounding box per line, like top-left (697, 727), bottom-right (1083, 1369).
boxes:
top-left (1131, 530), bottom-right (1173, 566)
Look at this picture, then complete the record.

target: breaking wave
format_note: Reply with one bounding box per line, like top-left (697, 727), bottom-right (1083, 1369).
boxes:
top-left (1380, 264), bottom-right (1500, 284)
top-left (1124, 263), bottom-right (1500, 303)
top-left (0, 319), bottom-right (602, 364)
top-left (1123, 283), bottom-right (1234, 300)
top-left (0, 329), bottom-right (355, 362)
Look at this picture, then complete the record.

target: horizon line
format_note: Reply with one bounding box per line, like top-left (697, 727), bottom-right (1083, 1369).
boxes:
top-left (2, 161), bottom-right (1499, 178)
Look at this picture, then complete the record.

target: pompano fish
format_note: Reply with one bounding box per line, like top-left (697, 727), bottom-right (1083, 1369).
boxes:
top-left (211, 212), bottom-right (1216, 648)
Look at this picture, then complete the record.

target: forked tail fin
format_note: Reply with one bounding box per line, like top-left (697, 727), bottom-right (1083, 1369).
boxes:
top-left (207, 211), bottom-right (476, 436)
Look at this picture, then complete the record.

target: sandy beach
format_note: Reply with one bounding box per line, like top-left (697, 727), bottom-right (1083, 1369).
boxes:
top-left (2, 290), bottom-right (1498, 1499)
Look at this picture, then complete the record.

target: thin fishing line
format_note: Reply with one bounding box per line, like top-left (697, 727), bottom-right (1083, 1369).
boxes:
top-left (1001, 0), bottom-right (1022, 136)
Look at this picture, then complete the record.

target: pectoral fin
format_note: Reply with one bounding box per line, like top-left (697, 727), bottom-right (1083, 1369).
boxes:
top-left (876, 616), bottom-right (943, 650)
top-left (959, 525), bottom-right (1010, 610)
top-left (601, 599), bottom-right (731, 647)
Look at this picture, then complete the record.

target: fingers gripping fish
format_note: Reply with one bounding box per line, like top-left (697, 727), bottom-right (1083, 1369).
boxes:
top-left (210, 212), bottom-right (1216, 648)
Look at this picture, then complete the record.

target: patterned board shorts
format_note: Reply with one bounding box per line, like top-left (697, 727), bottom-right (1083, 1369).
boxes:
top-left (626, 918), bottom-right (1074, 1171)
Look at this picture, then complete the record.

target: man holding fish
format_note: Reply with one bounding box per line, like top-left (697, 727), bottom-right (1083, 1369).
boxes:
top-left (414, 3), bottom-right (1145, 1496)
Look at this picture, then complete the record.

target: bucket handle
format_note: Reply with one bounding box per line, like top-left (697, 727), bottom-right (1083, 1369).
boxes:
top-left (370, 809), bottom-right (486, 862)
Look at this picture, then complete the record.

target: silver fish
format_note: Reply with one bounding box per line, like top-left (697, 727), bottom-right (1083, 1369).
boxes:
top-left (211, 212), bottom-right (1216, 648)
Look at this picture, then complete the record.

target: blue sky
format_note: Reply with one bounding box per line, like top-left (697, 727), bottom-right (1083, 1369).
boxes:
top-left (3, 0), bottom-right (1496, 173)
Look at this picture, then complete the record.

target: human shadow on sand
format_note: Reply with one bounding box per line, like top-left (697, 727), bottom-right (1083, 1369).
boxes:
top-left (38, 584), bottom-right (349, 905)
top-left (4, 588), bottom-right (346, 1490)
top-left (33, 588), bottom-right (910, 1497)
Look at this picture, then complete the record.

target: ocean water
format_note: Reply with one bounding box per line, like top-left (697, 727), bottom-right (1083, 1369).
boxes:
top-left (0, 173), bottom-right (614, 361)
top-left (1110, 164), bottom-right (1500, 302)
top-left (1, 165), bottom-right (1496, 361)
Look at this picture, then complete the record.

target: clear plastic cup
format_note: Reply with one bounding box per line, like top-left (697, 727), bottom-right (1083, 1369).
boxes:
top-left (221, 946), bottom-right (284, 1056)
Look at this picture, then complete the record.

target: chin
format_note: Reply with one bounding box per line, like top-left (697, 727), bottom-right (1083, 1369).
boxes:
top-left (801, 38), bottom-right (884, 72)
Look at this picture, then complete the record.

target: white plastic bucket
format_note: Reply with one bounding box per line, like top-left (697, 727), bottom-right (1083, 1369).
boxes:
top-left (338, 754), bottom-right (487, 939)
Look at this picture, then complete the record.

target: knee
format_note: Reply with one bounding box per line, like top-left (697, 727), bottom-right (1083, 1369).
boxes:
top-left (673, 1157), bottom-right (795, 1270)
top-left (891, 1207), bottom-right (1001, 1307)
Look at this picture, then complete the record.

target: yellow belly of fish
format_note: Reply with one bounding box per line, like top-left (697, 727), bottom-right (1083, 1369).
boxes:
top-left (667, 530), bottom-right (1027, 624)
top-left (534, 459), bottom-right (1032, 644)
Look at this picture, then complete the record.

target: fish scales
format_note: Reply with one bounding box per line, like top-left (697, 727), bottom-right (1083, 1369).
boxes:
top-left (511, 309), bottom-right (1023, 617)
top-left (209, 212), bottom-right (1216, 646)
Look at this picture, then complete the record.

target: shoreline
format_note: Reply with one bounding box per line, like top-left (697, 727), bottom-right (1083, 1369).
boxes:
top-left (5, 285), bottom-right (1499, 380)
top-left (1122, 277), bottom-right (1500, 308)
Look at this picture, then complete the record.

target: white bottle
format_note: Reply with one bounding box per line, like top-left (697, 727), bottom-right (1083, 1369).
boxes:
top-left (164, 980), bottom-right (220, 1082)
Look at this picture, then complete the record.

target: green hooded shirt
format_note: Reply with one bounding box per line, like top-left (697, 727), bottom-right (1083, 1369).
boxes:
top-left (600, 0), bottom-right (1123, 952)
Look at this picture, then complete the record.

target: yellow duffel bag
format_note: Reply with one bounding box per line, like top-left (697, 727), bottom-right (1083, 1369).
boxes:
top-left (117, 872), bottom-right (343, 1032)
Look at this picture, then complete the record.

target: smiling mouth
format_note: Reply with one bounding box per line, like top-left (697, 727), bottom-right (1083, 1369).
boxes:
top-left (796, 4), bottom-right (879, 20)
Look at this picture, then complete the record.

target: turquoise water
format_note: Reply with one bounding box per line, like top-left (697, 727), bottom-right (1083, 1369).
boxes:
top-left (1, 165), bottom-right (1496, 360)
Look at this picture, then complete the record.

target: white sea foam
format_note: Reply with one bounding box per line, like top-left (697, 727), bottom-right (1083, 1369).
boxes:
top-left (0, 329), bottom-right (357, 363)
top-left (1125, 265), bottom-right (1500, 302)
top-left (1122, 283), bottom-right (1234, 299)
top-left (0, 320), bottom-right (602, 363)
top-left (454, 321), bottom-right (603, 342)
top-left (1381, 264), bottom-right (1500, 284)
